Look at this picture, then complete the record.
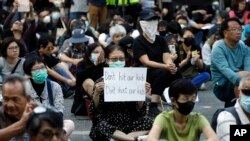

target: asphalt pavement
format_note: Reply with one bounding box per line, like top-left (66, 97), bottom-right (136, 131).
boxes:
top-left (64, 80), bottom-right (224, 141)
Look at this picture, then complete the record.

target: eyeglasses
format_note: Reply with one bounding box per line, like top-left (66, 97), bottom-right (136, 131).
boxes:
top-left (241, 89), bottom-right (250, 96)
top-left (109, 57), bottom-right (125, 62)
top-left (227, 28), bottom-right (243, 32)
top-left (7, 46), bottom-right (19, 50)
top-left (38, 129), bottom-right (64, 140)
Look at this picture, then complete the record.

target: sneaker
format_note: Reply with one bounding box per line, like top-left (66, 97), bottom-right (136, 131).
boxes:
top-left (147, 106), bottom-right (161, 118)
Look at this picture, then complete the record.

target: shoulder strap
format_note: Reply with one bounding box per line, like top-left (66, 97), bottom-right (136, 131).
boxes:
top-left (225, 107), bottom-right (241, 125)
top-left (11, 59), bottom-right (21, 74)
top-left (46, 80), bottom-right (54, 106)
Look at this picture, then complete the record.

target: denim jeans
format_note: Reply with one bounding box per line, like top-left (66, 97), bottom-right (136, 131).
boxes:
top-left (53, 66), bottom-right (71, 91)
top-left (191, 72), bottom-right (210, 88)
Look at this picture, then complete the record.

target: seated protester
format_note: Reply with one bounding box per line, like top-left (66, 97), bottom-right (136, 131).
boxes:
top-left (165, 34), bottom-right (179, 65)
top-left (89, 45), bottom-right (153, 141)
top-left (118, 36), bottom-right (136, 67)
top-left (133, 8), bottom-right (182, 118)
top-left (72, 42), bottom-right (105, 115)
top-left (59, 19), bottom-right (95, 53)
top-left (201, 32), bottom-right (221, 74)
top-left (58, 28), bottom-right (89, 75)
top-left (108, 24), bottom-right (126, 46)
top-left (0, 37), bottom-right (26, 82)
top-left (157, 20), bottom-right (168, 38)
top-left (33, 35), bottom-right (76, 98)
top-left (176, 27), bottom-right (210, 89)
top-left (23, 54), bottom-right (75, 138)
top-left (216, 75), bottom-right (250, 141)
top-left (26, 106), bottom-right (67, 141)
top-left (2, 0), bottom-right (36, 54)
top-left (75, 42), bottom-right (105, 97)
top-left (97, 18), bottom-right (114, 47)
top-left (0, 75), bottom-right (37, 141)
top-left (211, 18), bottom-right (250, 107)
top-left (147, 79), bottom-right (219, 141)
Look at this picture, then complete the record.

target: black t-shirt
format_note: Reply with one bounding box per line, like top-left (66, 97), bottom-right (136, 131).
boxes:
top-left (133, 35), bottom-right (170, 67)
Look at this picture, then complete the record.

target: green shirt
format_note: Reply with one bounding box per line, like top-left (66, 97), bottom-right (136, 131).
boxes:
top-left (154, 111), bottom-right (210, 141)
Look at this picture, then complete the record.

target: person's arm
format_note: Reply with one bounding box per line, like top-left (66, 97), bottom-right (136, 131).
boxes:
top-left (147, 125), bottom-right (162, 141)
top-left (243, 46), bottom-right (250, 71)
top-left (92, 81), bottom-right (104, 108)
top-left (139, 55), bottom-right (168, 70)
top-left (52, 82), bottom-right (65, 113)
top-left (59, 53), bottom-right (83, 66)
top-left (202, 126), bottom-right (220, 141)
top-left (0, 102), bottom-right (35, 141)
top-left (202, 43), bottom-right (211, 66)
top-left (47, 67), bottom-right (75, 87)
top-left (3, 1), bottom-right (18, 29)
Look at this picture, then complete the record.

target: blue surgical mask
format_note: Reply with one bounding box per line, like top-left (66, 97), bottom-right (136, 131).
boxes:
top-left (31, 69), bottom-right (48, 84)
top-left (90, 53), bottom-right (99, 65)
top-left (51, 12), bottom-right (60, 20)
top-left (109, 61), bottom-right (125, 68)
top-left (240, 94), bottom-right (250, 113)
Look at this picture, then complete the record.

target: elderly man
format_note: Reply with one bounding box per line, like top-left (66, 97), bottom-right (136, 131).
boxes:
top-left (216, 75), bottom-right (250, 141)
top-left (211, 18), bottom-right (250, 107)
top-left (0, 75), bottom-right (36, 141)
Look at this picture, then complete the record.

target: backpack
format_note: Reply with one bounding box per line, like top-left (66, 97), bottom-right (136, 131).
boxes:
top-left (210, 106), bottom-right (241, 132)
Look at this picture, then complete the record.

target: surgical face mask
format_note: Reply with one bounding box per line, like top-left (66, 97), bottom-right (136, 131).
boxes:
top-left (180, 24), bottom-right (187, 29)
top-left (43, 15), bottom-right (51, 24)
top-left (109, 61), bottom-right (125, 68)
top-left (176, 101), bottom-right (195, 115)
top-left (240, 94), bottom-right (250, 113)
top-left (140, 20), bottom-right (158, 43)
top-left (51, 12), bottom-right (60, 20)
top-left (90, 53), bottom-right (99, 65)
top-left (184, 37), bottom-right (195, 47)
top-left (31, 69), bottom-right (48, 84)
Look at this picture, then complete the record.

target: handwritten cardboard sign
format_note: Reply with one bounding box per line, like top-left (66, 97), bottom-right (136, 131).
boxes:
top-left (18, 0), bottom-right (30, 12)
top-left (104, 67), bottom-right (147, 102)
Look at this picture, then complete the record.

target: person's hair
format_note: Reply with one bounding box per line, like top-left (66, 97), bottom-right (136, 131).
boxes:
top-left (23, 54), bottom-right (45, 75)
top-left (84, 42), bottom-right (104, 62)
top-left (168, 79), bottom-right (197, 101)
top-left (231, 0), bottom-right (246, 11)
top-left (37, 35), bottom-right (55, 49)
top-left (123, 15), bottom-right (134, 25)
top-left (239, 75), bottom-right (250, 89)
top-left (109, 24), bottom-right (126, 39)
top-left (176, 15), bottom-right (189, 24)
top-left (180, 27), bottom-right (193, 37)
top-left (166, 34), bottom-right (178, 44)
top-left (26, 107), bottom-right (63, 136)
top-left (219, 18), bottom-right (242, 38)
top-left (2, 74), bottom-right (26, 96)
top-left (0, 37), bottom-right (25, 57)
top-left (167, 20), bottom-right (182, 35)
top-left (104, 45), bottom-right (125, 59)
top-left (158, 20), bottom-right (168, 30)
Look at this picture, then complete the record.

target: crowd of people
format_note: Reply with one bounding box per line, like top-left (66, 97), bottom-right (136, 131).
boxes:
top-left (0, 0), bottom-right (250, 141)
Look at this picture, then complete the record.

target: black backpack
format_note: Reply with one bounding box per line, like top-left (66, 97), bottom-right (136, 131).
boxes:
top-left (210, 106), bottom-right (241, 132)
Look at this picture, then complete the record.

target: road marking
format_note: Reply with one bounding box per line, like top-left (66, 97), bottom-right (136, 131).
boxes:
top-left (72, 131), bottom-right (90, 135)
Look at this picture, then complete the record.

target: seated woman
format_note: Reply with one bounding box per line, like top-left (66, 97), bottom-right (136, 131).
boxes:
top-left (175, 27), bottom-right (210, 89)
top-left (26, 106), bottom-right (67, 141)
top-left (23, 54), bottom-right (75, 139)
top-left (147, 79), bottom-right (219, 141)
top-left (108, 24), bottom-right (126, 46)
top-left (89, 45), bottom-right (153, 141)
top-left (0, 37), bottom-right (26, 82)
top-left (71, 42), bottom-right (105, 115)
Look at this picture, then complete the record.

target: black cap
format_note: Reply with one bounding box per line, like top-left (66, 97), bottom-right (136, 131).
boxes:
top-left (139, 8), bottom-right (159, 20)
top-left (119, 36), bottom-right (134, 49)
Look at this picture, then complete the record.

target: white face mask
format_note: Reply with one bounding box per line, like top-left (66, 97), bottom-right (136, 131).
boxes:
top-left (140, 20), bottom-right (158, 43)
top-left (43, 15), bottom-right (51, 24)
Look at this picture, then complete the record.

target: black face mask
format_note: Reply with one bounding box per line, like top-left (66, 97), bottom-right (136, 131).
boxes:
top-left (176, 101), bottom-right (195, 115)
top-left (184, 37), bottom-right (195, 47)
top-left (159, 31), bottom-right (167, 37)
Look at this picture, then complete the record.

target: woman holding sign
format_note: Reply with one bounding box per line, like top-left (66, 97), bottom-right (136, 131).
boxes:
top-left (89, 45), bottom-right (153, 141)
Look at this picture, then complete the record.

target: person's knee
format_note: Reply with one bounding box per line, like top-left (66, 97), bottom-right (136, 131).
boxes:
top-left (63, 119), bottom-right (75, 137)
top-left (83, 79), bottom-right (95, 95)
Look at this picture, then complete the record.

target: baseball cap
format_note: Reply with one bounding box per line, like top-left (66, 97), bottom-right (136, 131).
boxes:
top-left (139, 8), bottom-right (159, 21)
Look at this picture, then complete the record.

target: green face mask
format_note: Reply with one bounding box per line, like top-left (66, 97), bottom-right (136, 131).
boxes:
top-left (31, 69), bottom-right (48, 83)
top-left (109, 61), bottom-right (125, 68)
